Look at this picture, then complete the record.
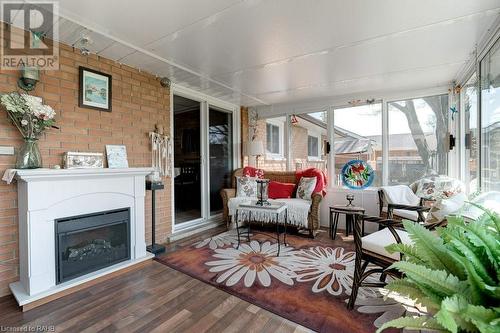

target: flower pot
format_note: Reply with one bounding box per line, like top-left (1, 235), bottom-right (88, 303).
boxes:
top-left (16, 138), bottom-right (42, 169)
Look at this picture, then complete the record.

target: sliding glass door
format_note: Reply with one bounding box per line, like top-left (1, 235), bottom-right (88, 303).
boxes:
top-left (209, 107), bottom-right (233, 216)
top-left (173, 95), bottom-right (202, 225)
top-left (173, 93), bottom-right (236, 229)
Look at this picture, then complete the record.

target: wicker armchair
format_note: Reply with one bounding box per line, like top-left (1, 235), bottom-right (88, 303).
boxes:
top-left (220, 168), bottom-right (322, 237)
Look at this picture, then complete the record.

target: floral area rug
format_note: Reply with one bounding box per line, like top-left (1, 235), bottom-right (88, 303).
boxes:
top-left (156, 230), bottom-right (420, 333)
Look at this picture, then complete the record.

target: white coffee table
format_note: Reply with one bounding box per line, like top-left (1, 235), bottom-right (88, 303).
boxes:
top-left (235, 201), bottom-right (288, 256)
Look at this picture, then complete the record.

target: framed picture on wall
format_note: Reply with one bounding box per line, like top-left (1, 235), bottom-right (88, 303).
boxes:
top-left (78, 66), bottom-right (112, 111)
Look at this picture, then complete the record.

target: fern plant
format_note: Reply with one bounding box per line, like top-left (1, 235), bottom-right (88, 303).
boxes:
top-left (376, 205), bottom-right (500, 333)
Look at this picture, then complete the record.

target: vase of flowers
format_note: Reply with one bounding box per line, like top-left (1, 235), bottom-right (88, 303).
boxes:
top-left (0, 92), bottom-right (57, 169)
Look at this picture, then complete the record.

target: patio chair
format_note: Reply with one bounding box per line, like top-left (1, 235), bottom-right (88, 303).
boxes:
top-left (347, 215), bottom-right (410, 309)
top-left (378, 185), bottom-right (430, 223)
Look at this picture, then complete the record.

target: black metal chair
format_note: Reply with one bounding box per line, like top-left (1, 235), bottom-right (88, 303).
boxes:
top-left (378, 188), bottom-right (431, 224)
top-left (347, 214), bottom-right (409, 309)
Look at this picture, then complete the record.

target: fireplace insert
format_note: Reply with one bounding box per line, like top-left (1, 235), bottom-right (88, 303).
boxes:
top-left (55, 208), bottom-right (131, 284)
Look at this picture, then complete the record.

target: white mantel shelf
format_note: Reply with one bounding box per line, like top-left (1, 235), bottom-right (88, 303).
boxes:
top-left (10, 166), bottom-right (155, 308)
top-left (15, 167), bottom-right (154, 181)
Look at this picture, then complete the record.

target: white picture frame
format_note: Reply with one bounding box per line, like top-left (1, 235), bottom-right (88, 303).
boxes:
top-left (63, 152), bottom-right (104, 169)
top-left (105, 145), bottom-right (129, 168)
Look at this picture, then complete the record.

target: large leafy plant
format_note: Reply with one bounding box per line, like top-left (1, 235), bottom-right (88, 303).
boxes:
top-left (377, 206), bottom-right (500, 333)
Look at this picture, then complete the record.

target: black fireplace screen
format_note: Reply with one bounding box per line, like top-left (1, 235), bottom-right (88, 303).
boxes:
top-left (55, 208), bottom-right (130, 284)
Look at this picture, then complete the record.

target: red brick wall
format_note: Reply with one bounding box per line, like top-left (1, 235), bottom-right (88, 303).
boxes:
top-left (0, 30), bottom-right (171, 297)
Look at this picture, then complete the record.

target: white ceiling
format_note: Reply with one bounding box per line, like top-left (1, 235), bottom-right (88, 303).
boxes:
top-left (24, 1), bottom-right (500, 106)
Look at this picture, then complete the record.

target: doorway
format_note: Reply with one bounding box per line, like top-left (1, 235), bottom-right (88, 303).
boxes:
top-left (173, 95), bottom-right (202, 225)
top-left (173, 93), bottom-right (237, 229)
top-left (209, 107), bottom-right (233, 216)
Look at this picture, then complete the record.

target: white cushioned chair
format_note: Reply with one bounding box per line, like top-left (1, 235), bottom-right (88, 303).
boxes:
top-left (360, 226), bottom-right (412, 261)
top-left (378, 185), bottom-right (430, 222)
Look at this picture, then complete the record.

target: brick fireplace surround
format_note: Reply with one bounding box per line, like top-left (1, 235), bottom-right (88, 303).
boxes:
top-left (0, 23), bottom-right (172, 297)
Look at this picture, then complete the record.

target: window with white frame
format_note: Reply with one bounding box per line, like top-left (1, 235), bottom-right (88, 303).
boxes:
top-left (265, 118), bottom-right (285, 159)
top-left (480, 36), bottom-right (500, 192)
top-left (307, 135), bottom-right (319, 158)
top-left (387, 95), bottom-right (448, 185)
top-left (333, 103), bottom-right (383, 186)
top-left (462, 73), bottom-right (479, 193)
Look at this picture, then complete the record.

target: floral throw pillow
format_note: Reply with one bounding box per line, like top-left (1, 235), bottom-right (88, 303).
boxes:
top-left (242, 167), bottom-right (264, 179)
top-left (415, 176), bottom-right (464, 200)
top-left (425, 192), bottom-right (467, 225)
top-left (295, 177), bottom-right (317, 201)
top-left (236, 176), bottom-right (257, 198)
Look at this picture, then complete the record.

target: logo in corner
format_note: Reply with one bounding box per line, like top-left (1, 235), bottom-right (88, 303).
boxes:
top-left (1, 1), bottom-right (59, 70)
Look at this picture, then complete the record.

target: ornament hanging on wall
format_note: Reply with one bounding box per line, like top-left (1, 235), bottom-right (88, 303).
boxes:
top-left (149, 124), bottom-right (172, 180)
top-left (341, 160), bottom-right (374, 189)
top-left (450, 106), bottom-right (458, 121)
top-left (448, 84), bottom-right (460, 122)
top-left (248, 108), bottom-right (258, 141)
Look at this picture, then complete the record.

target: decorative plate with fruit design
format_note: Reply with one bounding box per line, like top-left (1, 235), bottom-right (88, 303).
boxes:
top-left (341, 160), bottom-right (374, 189)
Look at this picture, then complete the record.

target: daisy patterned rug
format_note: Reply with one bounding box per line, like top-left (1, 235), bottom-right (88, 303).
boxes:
top-left (156, 230), bottom-right (420, 333)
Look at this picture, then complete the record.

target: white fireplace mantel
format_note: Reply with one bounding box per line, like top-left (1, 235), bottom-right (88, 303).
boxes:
top-left (9, 167), bottom-right (155, 307)
top-left (14, 167), bottom-right (154, 181)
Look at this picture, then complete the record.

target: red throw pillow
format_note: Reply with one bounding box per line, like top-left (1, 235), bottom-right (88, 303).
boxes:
top-left (268, 181), bottom-right (295, 199)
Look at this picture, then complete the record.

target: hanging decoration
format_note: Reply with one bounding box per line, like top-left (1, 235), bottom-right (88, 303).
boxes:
top-left (449, 106), bottom-right (458, 121)
top-left (348, 99), bottom-right (362, 106)
top-left (341, 160), bottom-right (374, 189)
top-left (248, 108), bottom-right (258, 141)
top-left (291, 114), bottom-right (299, 125)
top-left (448, 84), bottom-right (461, 121)
top-left (149, 124), bottom-right (172, 180)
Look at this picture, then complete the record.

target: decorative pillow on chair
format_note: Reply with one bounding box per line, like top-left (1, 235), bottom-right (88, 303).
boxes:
top-left (425, 192), bottom-right (467, 225)
top-left (415, 176), bottom-right (464, 200)
top-left (295, 168), bottom-right (327, 195)
top-left (268, 181), bottom-right (295, 199)
top-left (462, 191), bottom-right (500, 220)
top-left (242, 166), bottom-right (264, 179)
top-left (236, 176), bottom-right (257, 198)
top-left (295, 177), bottom-right (317, 201)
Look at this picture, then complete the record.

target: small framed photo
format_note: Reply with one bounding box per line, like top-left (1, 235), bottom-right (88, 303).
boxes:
top-left (79, 66), bottom-right (112, 111)
top-left (106, 145), bottom-right (129, 168)
top-left (63, 152), bottom-right (104, 169)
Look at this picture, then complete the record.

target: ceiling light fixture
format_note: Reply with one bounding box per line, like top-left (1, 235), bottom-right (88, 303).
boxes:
top-left (160, 77), bottom-right (171, 88)
top-left (73, 34), bottom-right (93, 56)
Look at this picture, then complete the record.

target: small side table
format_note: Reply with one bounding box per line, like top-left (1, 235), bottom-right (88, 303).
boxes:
top-left (329, 205), bottom-right (365, 240)
top-left (146, 180), bottom-right (165, 255)
top-left (235, 201), bottom-right (288, 256)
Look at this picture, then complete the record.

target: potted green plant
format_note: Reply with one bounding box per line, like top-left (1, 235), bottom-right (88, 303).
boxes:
top-left (377, 206), bottom-right (499, 333)
top-left (0, 92), bottom-right (57, 169)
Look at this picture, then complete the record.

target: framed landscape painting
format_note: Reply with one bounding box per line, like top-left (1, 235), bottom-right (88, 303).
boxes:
top-left (79, 66), bottom-right (112, 111)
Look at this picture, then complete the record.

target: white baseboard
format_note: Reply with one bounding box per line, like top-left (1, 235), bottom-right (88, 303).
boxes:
top-left (168, 220), bottom-right (224, 242)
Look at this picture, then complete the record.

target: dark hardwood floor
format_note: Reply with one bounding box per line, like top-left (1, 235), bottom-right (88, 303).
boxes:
top-left (0, 226), bottom-right (329, 332)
